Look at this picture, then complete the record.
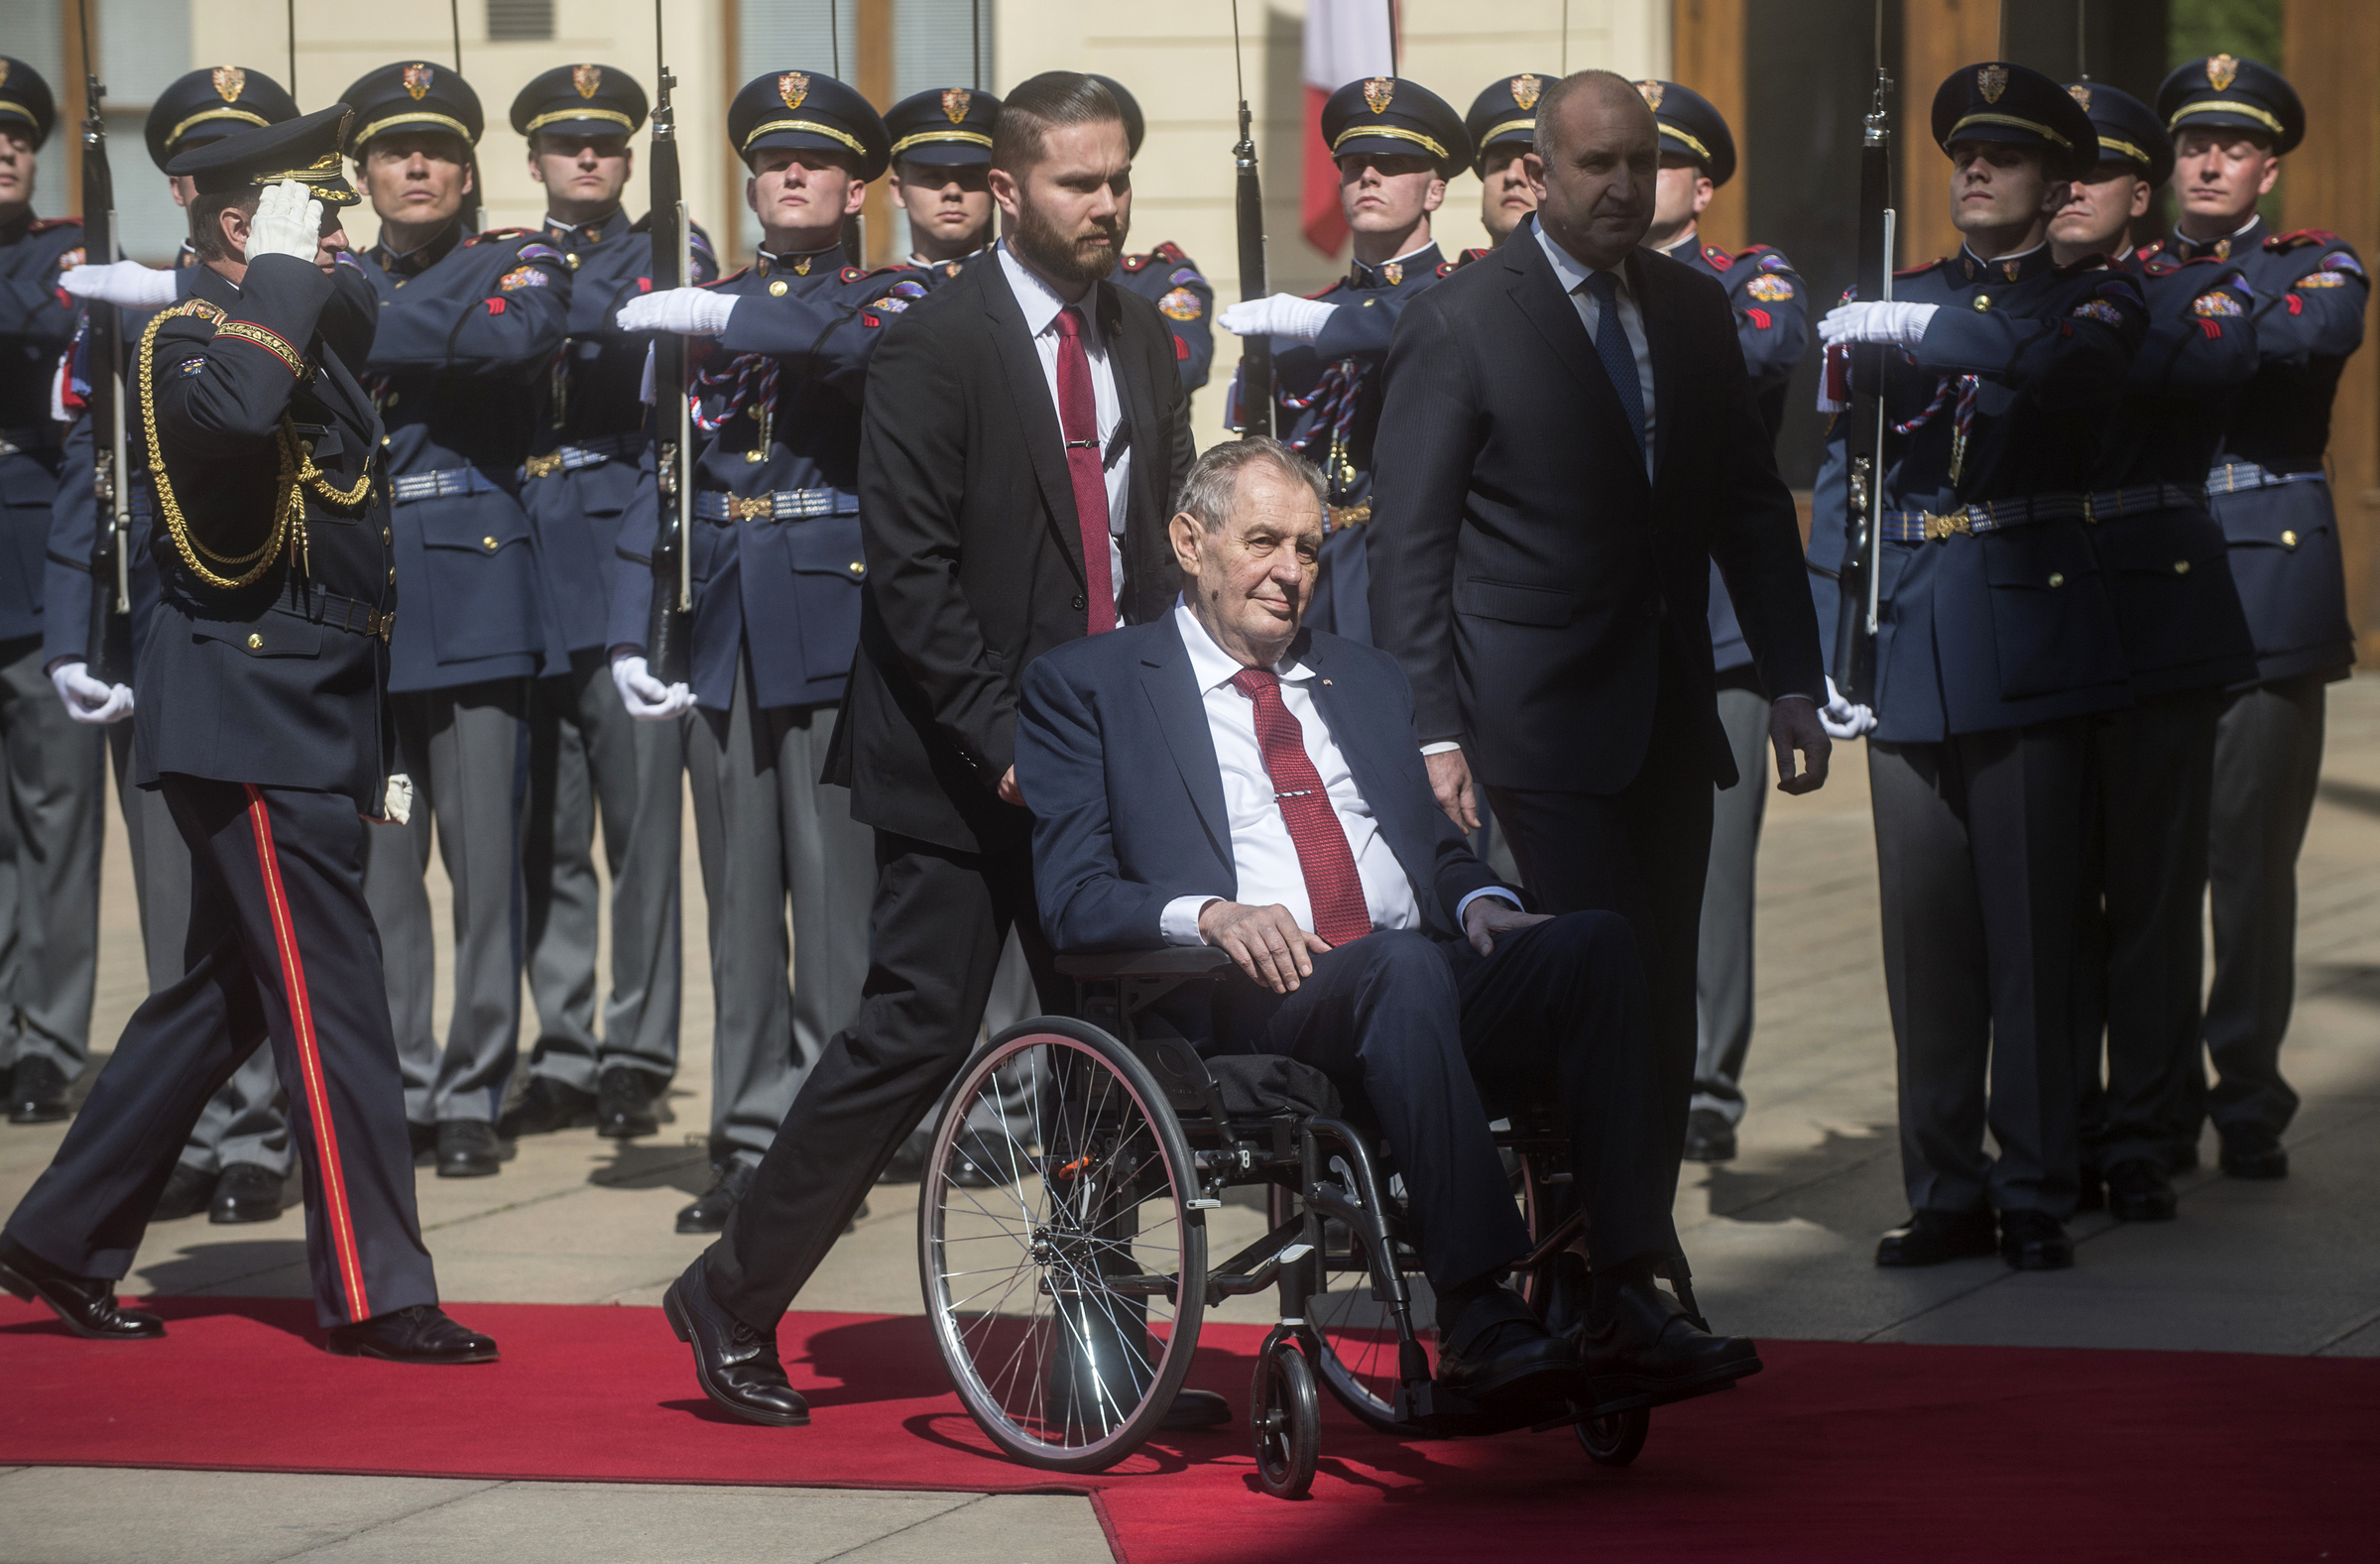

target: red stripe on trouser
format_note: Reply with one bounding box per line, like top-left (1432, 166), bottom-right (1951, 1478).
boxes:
top-left (243, 784), bottom-right (372, 1322)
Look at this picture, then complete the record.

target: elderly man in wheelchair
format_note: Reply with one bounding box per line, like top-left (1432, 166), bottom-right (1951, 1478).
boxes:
top-left (933, 436), bottom-right (1758, 1485)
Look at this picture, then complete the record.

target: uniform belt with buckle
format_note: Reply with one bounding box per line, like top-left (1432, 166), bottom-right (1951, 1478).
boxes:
top-left (277, 581), bottom-right (395, 642)
top-left (1325, 502), bottom-right (1372, 534)
top-left (521, 430), bottom-right (644, 480)
top-left (1881, 492), bottom-right (2090, 542)
top-left (692, 488), bottom-right (857, 523)
top-left (2205, 460), bottom-right (2328, 495)
top-left (391, 465), bottom-right (510, 503)
top-left (2079, 482), bottom-right (2211, 520)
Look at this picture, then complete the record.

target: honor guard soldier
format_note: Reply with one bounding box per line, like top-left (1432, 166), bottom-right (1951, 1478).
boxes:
top-left (885, 84), bottom-right (999, 283)
top-left (1089, 77), bottom-right (1215, 393)
top-left (1465, 71), bottom-right (1555, 249)
top-left (0, 109), bottom-right (497, 1364)
top-left (1633, 77), bottom-right (1811, 1166)
top-left (501, 64), bottom-right (714, 1146)
top-left (610, 70), bottom-right (926, 1233)
top-left (1222, 75), bottom-right (1472, 643)
top-left (1809, 63), bottom-right (2144, 1272)
top-left (2156, 56), bottom-right (2364, 1183)
top-left (341, 61), bottom-right (572, 1178)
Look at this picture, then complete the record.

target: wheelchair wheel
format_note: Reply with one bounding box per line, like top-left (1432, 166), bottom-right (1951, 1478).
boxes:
top-left (920, 1020), bottom-right (1208, 1474)
top-left (1306, 1196), bottom-right (1413, 1433)
top-left (1576, 1403), bottom-right (1650, 1467)
top-left (1251, 1335), bottom-right (1320, 1500)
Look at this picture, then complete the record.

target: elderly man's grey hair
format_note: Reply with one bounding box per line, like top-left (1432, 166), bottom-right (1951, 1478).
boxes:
top-left (1176, 436), bottom-right (1328, 534)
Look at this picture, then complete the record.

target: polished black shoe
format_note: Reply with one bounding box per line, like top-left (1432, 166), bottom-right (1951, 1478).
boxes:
top-left (505, 1075), bottom-right (596, 1137)
top-left (1159, 1387), bottom-right (1233, 1431)
top-left (2163, 1140), bottom-right (2202, 1176)
top-left (0, 1238), bottom-right (165, 1340)
top-left (8, 1056), bottom-right (68, 1125)
top-left (436, 1120), bottom-right (506, 1178)
top-left (1436, 1285), bottom-right (1584, 1410)
top-left (2219, 1132), bottom-right (2289, 1181)
top-left (1998, 1209), bottom-right (2074, 1270)
top-left (152, 1162), bottom-right (218, 1223)
top-left (1874, 1208), bottom-right (1997, 1267)
top-left (596, 1066), bottom-right (659, 1139)
top-left (409, 1120), bottom-right (438, 1164)
top-left (1576, 1278), bottom-right (1760, 1408)
top-left (676, 1161), bottom-right (756, 1235)
top-left (1681, 1107), bottom-right (1737, 1163)
top-left (2104, 1157), bottom-right (2179, 1222)
top-left (209, 1163), bottom-right (286, 1224)
top-left (326, 1303), bottom-right (499, 1364)
top-left (664, 1260), bottom-right (809, 1426)
top-left (2075, 1162), bottom-right (2105, 1213)
top-left (876, 1133), bottom-right (929, 1185)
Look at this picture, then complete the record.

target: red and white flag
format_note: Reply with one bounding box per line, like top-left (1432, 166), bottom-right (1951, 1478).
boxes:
top-left (1302, 0), bottom-right (1397, 256)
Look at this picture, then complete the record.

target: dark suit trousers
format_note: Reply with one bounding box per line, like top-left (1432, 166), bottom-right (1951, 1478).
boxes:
top-left (707, 821), bottom-right (1068, 1330)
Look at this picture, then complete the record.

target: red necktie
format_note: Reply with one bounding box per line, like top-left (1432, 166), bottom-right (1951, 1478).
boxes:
top-left (1229, 668), bottom-right (1371, 948)
top-left (1049, 305), bottom-right (1117, 635)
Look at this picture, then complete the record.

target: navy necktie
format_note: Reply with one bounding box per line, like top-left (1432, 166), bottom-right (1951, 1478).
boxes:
top-left (1583, 269), bottom-right (1646, 460)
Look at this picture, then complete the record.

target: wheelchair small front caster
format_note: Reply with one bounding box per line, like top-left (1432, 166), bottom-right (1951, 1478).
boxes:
top-left (1575, 1402), bottom-right (1650, 1467)
top-left (1251, 1337), bottom-right (1320, 1499)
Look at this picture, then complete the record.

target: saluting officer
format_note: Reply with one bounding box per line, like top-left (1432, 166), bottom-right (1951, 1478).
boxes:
top-left (1809, 63), bottom-right (2143, 1273)
top-left (1465, 71), bottom-right (1555, 250)
top-left (610, 71), bottom-right (927, 1234)
top-left (1633, 77), bottom-right (1812, 1166)
top-left (1090, 77), bottom-right (1216, 394)
top-left (0, 110), bottom-right (495, 1363)
top-left (2156, 57), bottom-right (2365, 1183)
top-left (502, 64), bottom-right (714, 1145)
top-left (340, 61), bottom-right (572, 1178)
top-left (1221, 76), bottom-right (1472, 644)
top-left (885, 84), bottom-right (999, 284)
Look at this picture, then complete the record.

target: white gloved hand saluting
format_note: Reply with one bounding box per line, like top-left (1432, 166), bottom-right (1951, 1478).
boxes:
top-left (1218, 294), bottom-right (1337, 344)
top-left (60, 259), bottom-right (178, 310)
top-left (610, 651), bottom-right (695, 720)
top-left (1819, 675), bottom-right (1877, 741)
top-left (1818, 300), bottom-right (1940, 349)
top-left (51, 661), bottom-right (133, 725)
top-left (617, 288), bottom-right (737, 336)
top-left (243, 179), bottom-right (323, 265)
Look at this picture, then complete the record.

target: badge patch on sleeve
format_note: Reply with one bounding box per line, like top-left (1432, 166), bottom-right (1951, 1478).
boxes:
top-left (1159, 288), bottom-right (1205, 320)
top-left (2070, 299), bottom-right (2125, 325)
top-left (1169, 267), bottom-right (1204, 287)
top-left (2320, 251), bottom-right (2365, 277)
top-left (499, 266), bottom-right (548, 292)
top-left (2192, 287), bottom-right (2245, 317)
top-left (516, 243), bottom-right (565, 266)
top-left (1745, 275), bottom-right (1795, 301)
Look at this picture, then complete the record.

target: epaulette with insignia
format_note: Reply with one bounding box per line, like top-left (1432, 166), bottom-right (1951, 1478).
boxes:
top-left (1150, 240), bottom-right (1189, 265)
top-left (163, 298), bottom-right (227, 326)
top-left (29, 216), bottom-right (82, 234)
top-left (462, 226), bottom-right (536, 247)
top-left (2135, 240), bottom-right (2165, 264)
top-left (1703, 244), bottom-right (1731, 270)
top-left (1120, 253), bottom-right (1152, 273)
top-left (2265, 228), bottom-right (2339, 252)
top-left (1733, 244), bottom-right (1776, 262)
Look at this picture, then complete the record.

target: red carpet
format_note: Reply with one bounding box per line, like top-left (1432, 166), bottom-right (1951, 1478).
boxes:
top-left (3, 1295), bottom-right (2373, 1561)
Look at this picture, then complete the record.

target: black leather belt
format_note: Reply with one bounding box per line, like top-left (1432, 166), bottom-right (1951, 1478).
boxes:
top-left (276, 581), bottom-right (395, 642)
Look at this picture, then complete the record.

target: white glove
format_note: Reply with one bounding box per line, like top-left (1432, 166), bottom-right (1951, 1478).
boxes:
top-left (610, 652), bottom-right (694, 720)
top-left (617, 288), bottom-right (737, 336)
top-left (51, 661), bottom-right (133, 725)
top-left (244, 179), bottom-right (322, 265)
top-left (1218, 293), bottom-right (1337, 344)
top-left (1818, 301), bottom-right (1939, 349)
top-left (1819, 675), bottom-right (1877, 741)
top-left (60, 259), bottom-right (178, 309)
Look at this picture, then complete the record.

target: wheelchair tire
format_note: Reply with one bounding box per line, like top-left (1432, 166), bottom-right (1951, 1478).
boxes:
top-left (1251, 1335), bottom-right (1320, 1500)
top-left (919, 1020), bottom-right (1208, 1474)
top-left (1575, 1403), bottom-right (1650, 1467)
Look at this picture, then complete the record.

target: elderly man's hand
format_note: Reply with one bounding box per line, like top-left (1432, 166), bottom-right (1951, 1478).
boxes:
top-left (1426, 748), bottom-right (1481, 832)
top-left (1463, 895), bottom-right (1551, 957)
top-left (1198, 899), bottom-right (1333, 993)
top-left (1771, 696), bottom-right (1832, 795)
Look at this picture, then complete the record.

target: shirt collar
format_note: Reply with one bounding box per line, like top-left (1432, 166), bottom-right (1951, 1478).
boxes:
top-left (543, 206), bottom-right (631, 246)
top-left (1532, 215), bottom-right (1628, 297)
top-left (998, 240), bottom-right (1099, 341)
top-left (1651, 225), bottom-right (1699, 260)
top-left (2170, 213), bottom-right (2264, 262)
top-left (1954, 239), bottom-right (2054, 285)
top-left (373, 219), bottom-right (463, 277)
top-left (755, 240), bottom-right (842, 278)
top-left (1346, 239), bottom-right (1443, 290)
top-left (1175, 597), bottom-right (1309, 691)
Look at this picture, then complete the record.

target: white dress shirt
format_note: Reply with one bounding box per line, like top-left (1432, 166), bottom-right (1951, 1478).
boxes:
top-left (1158, 601), bottom-right (1517, 944)
top-left (998, 242), bottom-right (1130, 621)
top-left (1535, 217), bottom-right (1657, 480)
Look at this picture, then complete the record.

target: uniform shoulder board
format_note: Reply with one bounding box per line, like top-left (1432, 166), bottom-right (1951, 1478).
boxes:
top-left (463, 226), bottom-right (536, 247)
top-left (2265, 228), bottom-right (2338, 252)
top-left (1892, 257), bottom-right (1944, 280)
top-left (29, 216), bottom-right (82, 235)
top-left (689, 223), bottom-right (717, 256)
top-left (1150, 240), bottom-right (1188, 265)
top-left (1733, 243), bottom-right (1776, 261)
top-left (2135, 239), bottom-right (2164, 264)
top-left (158, 298), bottom-right (227, 330)
top-left (1702, 244), bottom-right (1732, 270)
top-left (1120, 253), bottom-right (1151, 273)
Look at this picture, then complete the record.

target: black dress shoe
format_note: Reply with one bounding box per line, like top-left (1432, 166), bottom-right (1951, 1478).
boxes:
top-left (2163, 1141), bottom-right (2202, 1176)
top-left (210, 1163), bottom-right (287, 1224)
top-left (2219, 1132), bottom-right (2288, 1181)
top-left (8, 1056), bottom-right (68, 1125)
top-left (2075, 1162), bottom-right (2105, 1213)
top-left (1874, 1208), bottom-right (1997, 1267)
top-left (1160, 1388), bottom-right (1232, 1430)
top-left (0, 1238), bottom-right (165, 1340)
top-left (664, 1260), bottom-right (809, 1426)
top-left (677, 1161), bottom-right (756, 1235)
top-left (152, 1162), bottom-right (218, 1223)
top-left (326, 1303), bottom-right (499, 1364)
top-left (1435, 1285), bottom-right (1584, 1410)
top-left (1681, 1107), bottom-right (1737, 1163)
top-left (876, 1133), bottom-right (929, 1185)
top-left (1576, 1278), bottom-right (1760, 1407)
top-left (2104, 1157), bottom-right (2178, 1222)
top-left (409, 1121), bottom-right (438, 1164)
top-left (436, 1120), bottom-right (505, 1178)
top-left (1998, 1209), bottom-right (2074, 1270)
top-left (505, 1075), bottom-right (596, 1137)
top-left (596, 1066), bottom-right (659, 1139)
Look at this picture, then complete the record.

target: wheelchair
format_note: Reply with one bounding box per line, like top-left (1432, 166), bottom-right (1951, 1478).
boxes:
top-left (915, 945), bottom-right (1715, 1499)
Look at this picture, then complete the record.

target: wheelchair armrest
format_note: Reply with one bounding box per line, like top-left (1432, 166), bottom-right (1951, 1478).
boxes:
top-left (1056, 946), bottom-right (1237, 981)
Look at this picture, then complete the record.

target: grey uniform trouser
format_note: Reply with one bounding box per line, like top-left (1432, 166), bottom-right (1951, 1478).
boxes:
top-left (365, 680), bottom-right (531, 1126)
top-left (0, 636), bottom-right (103, 1079)
top-left (1693, 683), bottom-right (1770, 1126)
top-left (524, 648), bottom-right (683, 1091)
top-left (686, 659), bottom-right (872, 1167)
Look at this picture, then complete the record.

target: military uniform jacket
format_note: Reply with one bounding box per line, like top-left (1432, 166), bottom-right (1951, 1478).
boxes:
top-left (131, 258), bottom-right (398, 814)
top-left (1113, 241), bottom-right (1214, 392)
top-left (358, 224), bottom-right (571, 694)
top-left (1808, 246), bottom-right (2146, 742)
top-left (0, 212), bottom-right (86, 641)
top-left (608, 248), bottom-right (929, 713)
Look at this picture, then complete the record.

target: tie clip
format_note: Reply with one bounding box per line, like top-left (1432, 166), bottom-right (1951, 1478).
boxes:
top-left (1064, 437), bottom-right (1099, 449)
top-left (1274, 788), bottom-right (1314, 799)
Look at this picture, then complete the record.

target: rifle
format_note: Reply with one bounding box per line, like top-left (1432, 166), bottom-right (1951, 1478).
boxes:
top-left (1229, 0), bottom-right (1272, 438)
top-left (642, 0), bottom-right (694, 683)
top-left (1831, 9), bottom-right (1893, 703)
top-left (76, 0), bottom-right (133, 684)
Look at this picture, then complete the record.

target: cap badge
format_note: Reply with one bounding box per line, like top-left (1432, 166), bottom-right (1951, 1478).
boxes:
top-left (1978, 64), bottom-right (2009, 104)
top-left (1636, 79), bottom-right (1664, 111)
top-left (1382, 261), bottom-right (1403, 287)
top-left (779, 71), bottom-right (810, 111)
top-left (0, 62), bottom-right (10, 90)
top-left (213, 66), bottom-right (245, 102)
top-left (1363, 77), bottom-right (1395, 115)
top-left (573, 64), bottom-right (602, 99)
top-left (941, 86), bottom-right (971, 124)
top-left (2206, 54), bottom-right (2238, 92)
top-left (404, 63), bottom-right (434, 101)
top-left (2067, 83), bottom-right (2091, 110)
top-left (1512, 73), bottom-right (1541, 110)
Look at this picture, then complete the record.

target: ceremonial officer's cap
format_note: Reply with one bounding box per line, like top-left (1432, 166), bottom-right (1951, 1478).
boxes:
top-left (1322, 76), bottom-right (1470, 182)
top-left (0, 57), bottom-right (58, 151)
top-left (728, 69), bottom-right (889, 180)
top-left (338, 61), bottom-right (485, 153)
top-left (1634, 78), bottom-right (1736, 186)
top-left (1464, 72), bottom-right (1557, 175)
top-left (2157, 55), bottom-right (2303, 156)
top-left (510, 63), bottom-right (648, 142)
top-left (146, 66), bottom-right (298, 173)
top-left (2063, 80), bottom-right (2172, 187)
top-left (886, 85), bottom-right (1000, 167)
top-left (168, 103), bottom-right (362, 207)
top-left (1085, 75), bottom-right (1144, 157)
top-left (1930, 60), bottom-right (2097, 180)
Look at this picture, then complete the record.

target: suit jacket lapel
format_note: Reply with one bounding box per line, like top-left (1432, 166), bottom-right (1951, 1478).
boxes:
top-left (1631, 250), bottom-right (1682, 494)
top-left (1104, 280), bottom-right (1166, 617)
top-left (976, 260), bottom-right (1089, 586)
top-left (1139, 613), bottom-right (1234, 875)
top-left (1503, 231), bottom-right (1648, 493)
